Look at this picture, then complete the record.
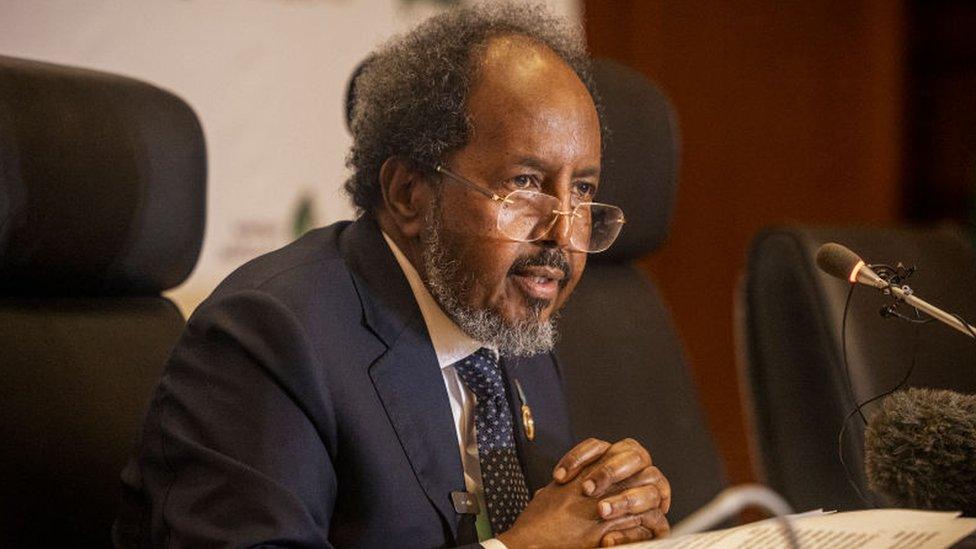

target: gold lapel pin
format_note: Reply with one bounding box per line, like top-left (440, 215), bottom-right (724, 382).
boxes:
top-left (514, 379), bottom-right (535, 441)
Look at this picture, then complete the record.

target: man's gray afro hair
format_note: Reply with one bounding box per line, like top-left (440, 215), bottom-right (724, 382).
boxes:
top-left (344, 2), bottom-right (598, 215)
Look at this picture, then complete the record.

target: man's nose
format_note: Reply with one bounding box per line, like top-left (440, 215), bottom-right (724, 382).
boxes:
top-left (542, 209), bottom-right (575, 250)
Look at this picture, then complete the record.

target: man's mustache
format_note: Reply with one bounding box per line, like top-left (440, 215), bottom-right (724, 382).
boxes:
top-left (508, 248), bottom-right (572, 287)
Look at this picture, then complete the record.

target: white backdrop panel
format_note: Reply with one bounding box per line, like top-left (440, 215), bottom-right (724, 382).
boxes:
top-left (0, 0), bottom-right (579, 313)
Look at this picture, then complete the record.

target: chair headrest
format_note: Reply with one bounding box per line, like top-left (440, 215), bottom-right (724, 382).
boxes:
top-left (589, 58), bottom-right (679, 263)
top-left (0, 56), bottom-right (206, 296)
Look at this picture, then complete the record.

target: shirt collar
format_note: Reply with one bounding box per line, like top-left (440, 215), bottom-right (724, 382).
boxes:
top-left (381, 231), bottom-right (485, 369)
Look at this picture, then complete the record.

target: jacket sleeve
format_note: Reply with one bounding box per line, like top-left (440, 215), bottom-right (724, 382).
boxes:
top-left (127, 289), bottom-right (338, 548)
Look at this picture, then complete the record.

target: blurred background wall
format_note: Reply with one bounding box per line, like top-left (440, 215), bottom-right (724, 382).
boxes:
top-left (3, 0), bottom-right (976, 505)
top-left (586, 0), bottom-right (976, 488)
top-left (586, 0), bottom-right (904, 489)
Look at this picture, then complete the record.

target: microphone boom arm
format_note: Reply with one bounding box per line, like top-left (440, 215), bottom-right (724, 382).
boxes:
top-left (887, 284), bottom-right (976, 339)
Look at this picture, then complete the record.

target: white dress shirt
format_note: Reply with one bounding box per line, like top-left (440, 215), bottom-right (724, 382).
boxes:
top-left (382, 232), bottom-right (508, 549)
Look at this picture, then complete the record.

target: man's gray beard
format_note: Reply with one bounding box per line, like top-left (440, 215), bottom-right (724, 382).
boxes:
top-left (421, 196), bottom-right (558, 357)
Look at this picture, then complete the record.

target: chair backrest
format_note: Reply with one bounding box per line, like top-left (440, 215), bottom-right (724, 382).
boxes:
top-left (0, 56), bottom-right (205, 546)
top-left (554, 58), bottom-right (727, 523)
top-left (740, 226), bottom-right (976, 512)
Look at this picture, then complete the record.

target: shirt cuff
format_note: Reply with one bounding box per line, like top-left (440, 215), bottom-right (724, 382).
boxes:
top-left (481, 538), bottom-right (508, 549)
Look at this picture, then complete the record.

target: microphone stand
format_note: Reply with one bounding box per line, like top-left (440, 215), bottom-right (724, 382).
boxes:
top-left (884, 283), bottom-right (976, 339)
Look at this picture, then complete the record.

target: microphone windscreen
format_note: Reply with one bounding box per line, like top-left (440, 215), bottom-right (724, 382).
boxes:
top-left (816, 243), bottom-right (863, 281)
top-left (864, 388), bottom-right (976, 516)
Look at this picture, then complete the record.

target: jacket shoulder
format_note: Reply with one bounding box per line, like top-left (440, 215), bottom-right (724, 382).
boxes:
top-left (216, 221), bottom-right (351, 294)
top-left (190, 221), bottom-right (367, 332)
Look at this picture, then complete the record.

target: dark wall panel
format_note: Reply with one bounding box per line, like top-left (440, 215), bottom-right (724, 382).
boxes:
top-left (584, 0), bottom-right (906, 487)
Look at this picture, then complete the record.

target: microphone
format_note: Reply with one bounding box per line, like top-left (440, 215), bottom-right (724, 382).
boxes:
top-left (815, 242), bottom-right (976, 339)
top-left (816, 242), bottom-right (887, 289)
top-left (864, 388), bottom-right (976, 517)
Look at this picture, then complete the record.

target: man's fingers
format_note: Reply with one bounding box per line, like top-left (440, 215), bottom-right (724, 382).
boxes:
top-left (595, 513), bottom-right (642, 541)
top-left (599, 526), bottom-right (653, 547)
top-left (609, 465), bottom-right (672, 514)
top-left (552, 438), bottom-right (610, 483)
top-left (597, 486), bottom-right (661, 519)
top-left (644, 509), bottom-right (671, 538)
top-left (599, 509), bottom-right (670, 546)
top-left (580, 442), bottom-right (651, 497)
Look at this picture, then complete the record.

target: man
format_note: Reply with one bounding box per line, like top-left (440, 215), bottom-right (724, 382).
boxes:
top-left (116, 4), bottom-right (671, 548)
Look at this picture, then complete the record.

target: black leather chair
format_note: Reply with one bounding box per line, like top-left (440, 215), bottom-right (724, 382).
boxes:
top-left (0, 56), bottom-right (206, 546)
top-left (740, 226), bottom-right (976, 512)
top-left (554, 58), bottom-right (727, 524)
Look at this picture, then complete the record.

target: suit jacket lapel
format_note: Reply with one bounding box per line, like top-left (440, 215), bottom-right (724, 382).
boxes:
top-left (340, 218), bottom-right (466, 540)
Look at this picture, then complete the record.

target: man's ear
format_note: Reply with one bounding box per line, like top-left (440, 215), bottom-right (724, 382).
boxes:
top-left (378, 157), bottom-right (432, 239)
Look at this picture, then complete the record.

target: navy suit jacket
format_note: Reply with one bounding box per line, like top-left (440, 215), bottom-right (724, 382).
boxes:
top-left (116, 217), bottom-right (576, 548)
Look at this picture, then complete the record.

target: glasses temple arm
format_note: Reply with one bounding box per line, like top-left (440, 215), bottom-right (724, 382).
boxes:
top-left (435, 165), bottom-right (505, 201)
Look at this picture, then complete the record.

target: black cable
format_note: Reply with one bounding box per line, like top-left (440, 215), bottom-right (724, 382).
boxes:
top-left (950, 312), bottom-right (976, 340)
top-left (840, 285), bottom-right (866, 425)
top-left (881, 303), bottom-right (934, 324)
top-left (836, 287), bottom-right (919, 508)
top-left (837, 408), bottom-right (873, 507)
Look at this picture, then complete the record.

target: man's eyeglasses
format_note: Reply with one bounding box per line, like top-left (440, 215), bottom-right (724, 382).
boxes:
top-left (434, 165), bottom-right (625, 254)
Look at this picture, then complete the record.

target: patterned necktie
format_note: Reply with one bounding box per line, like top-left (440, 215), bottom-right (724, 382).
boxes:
top-left (452, 348), bottom-right (530, 534)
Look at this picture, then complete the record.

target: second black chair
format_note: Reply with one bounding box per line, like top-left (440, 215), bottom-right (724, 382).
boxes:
top-left (740, 225), bottom-right (976, 512)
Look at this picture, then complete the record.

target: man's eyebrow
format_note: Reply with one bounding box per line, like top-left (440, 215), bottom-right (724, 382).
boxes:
top-left (512, 156), bottom-right (549, 172)
top-left (573, 166), bottom-right (600, 179)
top-left (512, 157), bottom-right (601, 179)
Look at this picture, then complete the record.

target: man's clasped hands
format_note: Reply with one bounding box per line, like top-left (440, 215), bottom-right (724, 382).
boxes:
top-left (497, 438), bottom-right (672, 548)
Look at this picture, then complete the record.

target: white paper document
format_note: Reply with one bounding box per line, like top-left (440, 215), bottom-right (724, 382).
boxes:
top-left (625, 509), bottom-right (976, 548)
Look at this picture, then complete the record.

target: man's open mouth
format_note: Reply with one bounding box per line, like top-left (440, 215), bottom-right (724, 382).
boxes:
top-left (510, 265), bottom-right (566, 301)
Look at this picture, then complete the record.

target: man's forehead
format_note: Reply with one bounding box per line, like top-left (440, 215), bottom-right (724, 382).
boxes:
top-left (476, 35), bottom-right (586, 94)
top-left (462, 36), bottom-right (601, 169)
top-left (479, 35), bottom-right (553, 78)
